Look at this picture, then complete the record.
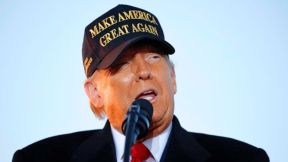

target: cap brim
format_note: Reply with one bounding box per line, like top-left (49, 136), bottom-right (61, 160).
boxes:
top-left (97, 36), bottom-right (175, 69)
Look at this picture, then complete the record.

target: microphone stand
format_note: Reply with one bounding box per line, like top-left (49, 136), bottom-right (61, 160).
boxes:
top-left (123, 105), bottom-right (140, 162)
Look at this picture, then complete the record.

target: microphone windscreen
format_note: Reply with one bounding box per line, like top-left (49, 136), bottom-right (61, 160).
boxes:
top-left (132, 99), bottom-right (153, 121)
top-left (121, 99), bottom-right (154, 139)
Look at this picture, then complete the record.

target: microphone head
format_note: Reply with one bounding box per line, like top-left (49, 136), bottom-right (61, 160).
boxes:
top-left (122, 99), bottom-right (153, 139)
top-left (133, 99), bottom-right (153, 120)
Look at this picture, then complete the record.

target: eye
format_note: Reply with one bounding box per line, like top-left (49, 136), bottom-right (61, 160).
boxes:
top-left (108, 61), bottom-right (129, 74)
top-left (146, 53), bottom-right (161, 63)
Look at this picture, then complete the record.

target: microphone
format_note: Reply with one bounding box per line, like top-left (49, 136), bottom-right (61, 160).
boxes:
top-left (121, 99), bottom-right (153, 162)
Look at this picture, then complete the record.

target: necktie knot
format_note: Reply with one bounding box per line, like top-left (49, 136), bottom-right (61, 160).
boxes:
top-left (131, 143), bottom-right (151, 162)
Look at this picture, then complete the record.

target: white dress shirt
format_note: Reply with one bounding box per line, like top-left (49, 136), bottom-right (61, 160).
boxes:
top-left (111, 122), bottom-right (172, 162)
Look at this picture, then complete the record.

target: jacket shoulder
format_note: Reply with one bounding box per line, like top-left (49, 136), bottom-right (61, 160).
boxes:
top-left (13, 130), bottom-right (98, 162)
top-left (192, 132), bottom-right (269, 162)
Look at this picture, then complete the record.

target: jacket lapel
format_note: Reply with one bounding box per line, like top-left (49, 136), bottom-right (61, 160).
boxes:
top-left (70, 116), bottom-right (210, 162)
top-left (71, 121), bottom-right (116, 162)
top-left (161, 117), bottom-right (211, 162)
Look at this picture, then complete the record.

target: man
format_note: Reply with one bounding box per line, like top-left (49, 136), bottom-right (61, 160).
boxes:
top-left (13, 4), bottom-right (269, 162)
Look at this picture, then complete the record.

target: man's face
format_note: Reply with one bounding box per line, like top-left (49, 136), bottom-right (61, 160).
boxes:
top-left (92, 43), bottom-right (176, 138)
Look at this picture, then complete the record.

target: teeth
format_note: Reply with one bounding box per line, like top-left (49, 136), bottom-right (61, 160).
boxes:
top-left (136, 89), bottom-right (157, 101)
top-left (141, 96), bottom-right (153, 101)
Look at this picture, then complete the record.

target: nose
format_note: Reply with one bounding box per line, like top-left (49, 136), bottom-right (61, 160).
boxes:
top-left (134, 55), bottom-right (152, 81)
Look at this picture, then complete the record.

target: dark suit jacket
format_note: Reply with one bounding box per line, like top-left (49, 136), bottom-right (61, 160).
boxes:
top-left (13, 117), bottom-right (269, 162)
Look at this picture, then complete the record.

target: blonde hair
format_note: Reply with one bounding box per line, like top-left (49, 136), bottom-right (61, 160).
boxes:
top-left (89, 101), bottom-right (105, 119)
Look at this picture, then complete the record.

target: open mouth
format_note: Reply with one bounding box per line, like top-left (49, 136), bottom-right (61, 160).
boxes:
top-left (135, 89), bottom-right (158, 102)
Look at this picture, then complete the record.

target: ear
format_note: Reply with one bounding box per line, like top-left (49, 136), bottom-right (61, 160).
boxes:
top-left (170, 64), bottom-right (177, 94)
top-left (84, 79), bottom-right (104, 108)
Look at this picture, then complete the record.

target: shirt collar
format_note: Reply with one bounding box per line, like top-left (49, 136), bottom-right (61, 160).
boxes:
top-left (111, 122), bottom-right (172, 162)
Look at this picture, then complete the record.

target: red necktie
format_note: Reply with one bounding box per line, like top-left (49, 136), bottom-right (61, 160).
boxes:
top-left (131, 143), bottom-right (151, 162)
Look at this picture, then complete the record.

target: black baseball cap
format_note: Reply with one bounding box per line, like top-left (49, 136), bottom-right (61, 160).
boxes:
top-left (82, 4), bottom-right (175, 77)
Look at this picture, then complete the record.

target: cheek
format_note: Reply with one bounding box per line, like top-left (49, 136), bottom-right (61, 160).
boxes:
top-left (109, 73), bottom-right (135, 101)
top-left (103, 88), bottom-right (129, 130)
top-left (159, 69), bottom-right (175, 93)
top-left (160, 68), bottom-right (176, 108)
top-left (103, 72), bottom-right (133, 98)
top-left (102, 74), bottom-right (135, 128)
